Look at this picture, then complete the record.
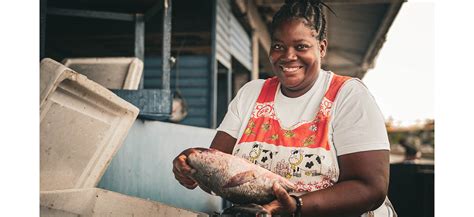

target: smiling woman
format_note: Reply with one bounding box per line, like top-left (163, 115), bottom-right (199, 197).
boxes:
top-left (172, 1), bottom-right (396, 216)
top-left (269, 18), bottom-right (326, 98)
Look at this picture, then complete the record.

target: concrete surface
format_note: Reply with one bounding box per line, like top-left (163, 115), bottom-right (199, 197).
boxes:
top-left (40, 188), bottom-right (208, 217)
top-left (62, 57), bottom-right (143, 90)
top-left (40, 58), bottom-right (139, 191)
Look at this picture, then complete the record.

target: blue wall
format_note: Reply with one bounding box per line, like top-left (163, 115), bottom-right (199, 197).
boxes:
top-left (98, 120), bottom-right (222, 215)
top-left (143, 56), bottom-right (211, 128)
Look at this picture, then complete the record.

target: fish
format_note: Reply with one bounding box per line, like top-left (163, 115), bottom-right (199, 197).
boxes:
top-left (187, 148), bottom-right (296, 205)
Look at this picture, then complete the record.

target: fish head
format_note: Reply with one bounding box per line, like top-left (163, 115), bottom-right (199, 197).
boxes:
top-left (187, 148), bottom-right (221, 163)
top-left (187, 148), bottom-right (229, 175)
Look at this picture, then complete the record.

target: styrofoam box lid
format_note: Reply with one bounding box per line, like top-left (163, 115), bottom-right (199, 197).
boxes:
top-left (40, 188), bottom-right (208, 217)
top-left (40, 58), bottom-right (139, 191)
top-left (62, 57), bottom-right (143, 90)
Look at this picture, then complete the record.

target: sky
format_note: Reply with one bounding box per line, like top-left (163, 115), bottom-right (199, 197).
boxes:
top-left (363, 1), bottom-right (434, 127)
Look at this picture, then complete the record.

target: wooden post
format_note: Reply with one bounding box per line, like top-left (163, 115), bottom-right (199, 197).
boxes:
top-left (134, 14), bottom-right (145, 89)
top-left (251, 31), bottom-right (260, 80)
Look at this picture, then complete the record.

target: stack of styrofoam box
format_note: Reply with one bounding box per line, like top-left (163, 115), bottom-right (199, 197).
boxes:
top-left (62, 57), bottom-right (144, 90)
top-left (40, 58), bottom-right (207, 217)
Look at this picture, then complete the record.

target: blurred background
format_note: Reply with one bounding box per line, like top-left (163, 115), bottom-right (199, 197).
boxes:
top-left (364, 4), bottom-right (434, 216)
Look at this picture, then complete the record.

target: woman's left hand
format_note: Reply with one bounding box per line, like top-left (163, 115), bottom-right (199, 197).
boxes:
top-left (262, 183), bottom-right (297, 215)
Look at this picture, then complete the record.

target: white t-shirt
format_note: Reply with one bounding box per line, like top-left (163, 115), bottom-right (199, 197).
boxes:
top-left (218, 70), bottom-right (394, 216)
top-left (218, 69), bottom-right (390, 156)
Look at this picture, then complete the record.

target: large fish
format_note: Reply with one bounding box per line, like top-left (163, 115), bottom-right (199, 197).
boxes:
top-left (187, 148), bottom-right (296, 205)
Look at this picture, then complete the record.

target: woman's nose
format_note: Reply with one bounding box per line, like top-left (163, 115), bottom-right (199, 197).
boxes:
top-left (282, 48), bottom-right (297, 61)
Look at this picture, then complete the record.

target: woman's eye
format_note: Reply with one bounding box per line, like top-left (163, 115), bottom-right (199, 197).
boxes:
top-left (296, 44), bottom-right (310, 50)
top-left (272, 44), bottom-right (283, 50)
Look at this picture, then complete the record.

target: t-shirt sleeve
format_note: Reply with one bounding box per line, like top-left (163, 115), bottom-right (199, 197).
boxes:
top-left (216, 91), bottom-right (242, 139)
top-left (217, 80), bottom-right (261, 139)
top-left (331, 79), bottom-right (390, 156)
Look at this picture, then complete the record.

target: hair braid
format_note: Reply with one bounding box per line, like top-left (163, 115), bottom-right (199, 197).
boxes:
top-left (271, 0), bottom-right (335, 41)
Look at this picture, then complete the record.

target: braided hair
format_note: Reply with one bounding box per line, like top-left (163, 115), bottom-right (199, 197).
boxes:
top-left (271, 0), bottom-right (335, 41)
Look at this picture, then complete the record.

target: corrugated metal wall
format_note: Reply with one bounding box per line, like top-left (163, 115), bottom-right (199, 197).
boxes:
top-left (142, 0), bottom-right (251, 129)
top-left (215, 0), bottom-right (251, 71)
top-left (229, 15), bottom-right (252, 70)
top-left (215, 0), bottom-right (231, 69)
top-left (143, 56), bottom-right (211, 128)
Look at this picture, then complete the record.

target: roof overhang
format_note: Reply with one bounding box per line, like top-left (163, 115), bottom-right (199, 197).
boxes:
top-left (252, 0), bottom-right (406, 79)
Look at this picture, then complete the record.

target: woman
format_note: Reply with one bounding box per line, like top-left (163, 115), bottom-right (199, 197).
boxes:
top-left (173, 0), bottom-right (396, 216)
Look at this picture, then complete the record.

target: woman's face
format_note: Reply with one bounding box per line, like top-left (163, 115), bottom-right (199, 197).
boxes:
top-left (269, 18), bottom-right (327, 97)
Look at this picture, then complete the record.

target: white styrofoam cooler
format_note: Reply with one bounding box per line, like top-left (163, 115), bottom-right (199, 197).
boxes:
top-left (40, 188), bottom-right (207, 217)
top-left (40, 58), bottom-right (207, 217)
top-left (62, 57), bottom-right (143, 90)
top-left (40, 58), bottom-right (140, 191)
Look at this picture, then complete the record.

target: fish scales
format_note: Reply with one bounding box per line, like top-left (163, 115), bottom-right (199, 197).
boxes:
top-left (187, 148), bottom-right (296, 205)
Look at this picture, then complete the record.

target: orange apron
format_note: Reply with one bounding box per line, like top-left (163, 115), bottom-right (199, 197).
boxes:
top-left (233, 72), bottom-right (351, 192)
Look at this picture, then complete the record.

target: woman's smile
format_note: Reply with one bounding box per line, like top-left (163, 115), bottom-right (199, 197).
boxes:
top-left (280, 65), bottom-right (304, 74)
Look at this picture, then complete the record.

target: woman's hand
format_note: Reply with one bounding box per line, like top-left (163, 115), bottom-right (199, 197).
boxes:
top-left (172, 148), bottom-right (200, 189)
top-left (173, 130), bottom-right (237, 191)
top-left (262, 183), bottom-right (297, 215)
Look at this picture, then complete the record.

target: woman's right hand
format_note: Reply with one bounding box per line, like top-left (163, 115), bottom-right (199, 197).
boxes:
top-left (172, 148), bottom-right (200, 189)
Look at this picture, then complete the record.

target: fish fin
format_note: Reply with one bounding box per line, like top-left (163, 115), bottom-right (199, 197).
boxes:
top-left (223, 170), bottom-right (257, 188)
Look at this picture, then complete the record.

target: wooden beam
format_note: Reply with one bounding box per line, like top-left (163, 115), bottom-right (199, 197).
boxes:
top-left (251, 31), bottom-right (259, 80)
top-left (256, 0), bottom-right (403, 5)
top-left (254, 0), bottom-right (283, 7)
top-left (169, 46), bottom-right (211, 53)
top-left (47, 7), bottom-right (135, 21)
top-left (162, 0), bottom-right (172, 91)
top-left (326, 0), bottom-right (406, 5)
top-left (40, 0), bottom-right (47, 59)
top-left (134, 14), bottom-right (145, 89)
top-left (210, 0), bottom-right (218, 128)
top-left (134, 14), bottom-right (145, 61)
top-left (234, 0), bottom-right (271, 54)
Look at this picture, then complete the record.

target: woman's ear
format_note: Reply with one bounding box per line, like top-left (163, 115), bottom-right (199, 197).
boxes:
top-left (319, 39), bottom-right (328, 58)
